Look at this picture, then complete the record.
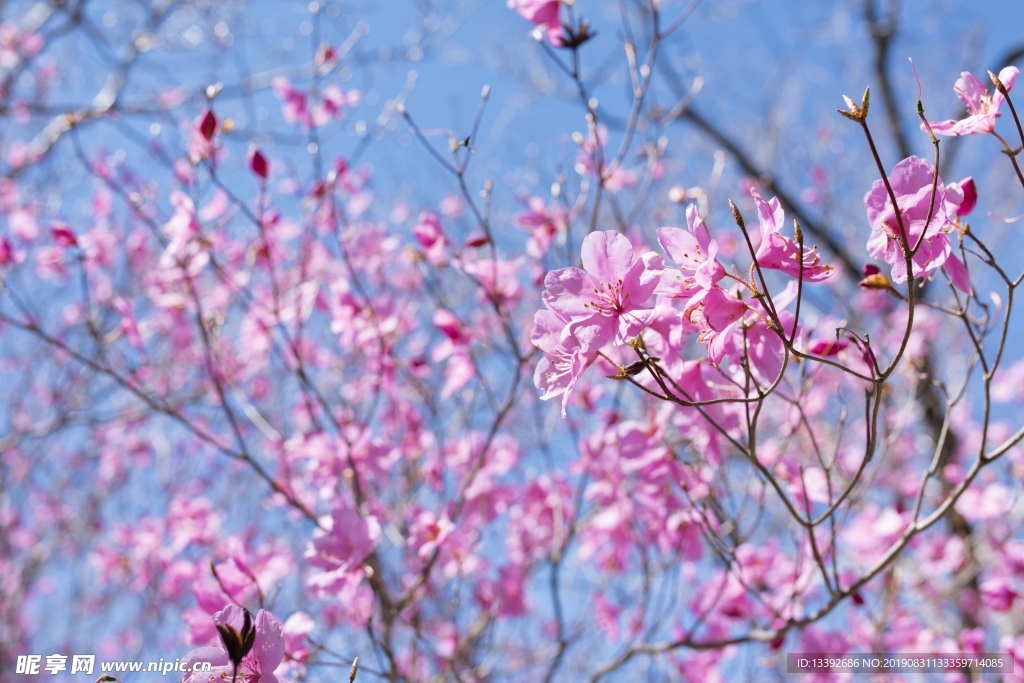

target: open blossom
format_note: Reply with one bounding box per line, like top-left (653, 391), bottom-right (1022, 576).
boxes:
top-left (542, 230), bottom-right (663, 353)
top-left (683, 286), bottom-right (748, 366)
top-left (864, 155), bottom-right (971, 293)
top-left (507, 0), bottom-right (564, 46)
top-left (532, 305), bottom-right (596, 417)
top-left (656, 204), bottom-right (726, 297)
top-left (305, 505), bottom-right (380, 595)
top-left (926, 66), bottom-right (1020, 136)
top-left (514, 196), bottom-right (567, 258)
top-left (750, 189), bottom-right (834, 281)
top-left (181, 606), bottom-right (287, 683)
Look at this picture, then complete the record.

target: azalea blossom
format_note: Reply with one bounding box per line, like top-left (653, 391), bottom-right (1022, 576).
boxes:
top-left (926, 66), bottom-right (1020, 136)
top-left (542, 230), bottom-right (662, 353)
top-left (181, 606), bottom-right (287, 683)
top-left (656, 204), bottom-right (726, 297)
top-left (514, 196), bottom-right (568, 258)
top-left (750, 189), bottom-right (834, 281)
top-left (863, 155), bottom-right (971, 293)
top-left (683, 286), bottom-right (748, 366)
top-left (507, 0), bottom-right (564, 46)
top-left (532, 305), bottom-right (596, 417)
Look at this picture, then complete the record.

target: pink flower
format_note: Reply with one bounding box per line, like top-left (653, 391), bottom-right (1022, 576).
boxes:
top-left (507, 0), bottom-right (564, 46)
top-left (656, 204), bottom-right (726, 296)
top-left (750, 189), bottom-right (834, 281)
top-left (413, 212), bottom-right (447, 265)
top-left (305, 506), bottom-right (380, 594)
top-left (409, 510), bottom-right (455, 560)
top-left (956, 176), bottom-right (977, 216)
top-left (514, 196), bottom-right (567, 258)
top-left (980, 576), bottom-right (1017, 612)
top-left (50, 222), bottom-right (78, 247)
top-left (863, 155), bottom-right (971, 293)
top-left (542, 230), bottom-right (663, 353)
top-left (684, 286), bottom-right (747, 365)
top-left (273, 77), bottom-right (310, 128)
top-left (188, 109), bottom-right (221, 163)
top-left (249, 148), bottom-right (269, 179)
top-left (281, 612), bottom-right (314, 664)
top-left (532, 306), bottom-right (596, 417)
top-left (310, 84), bottom-right (360, 127)
top-left (926, 66), bottom-right (1020, 136)
top-left (181, 606), bottom-right (287, 683)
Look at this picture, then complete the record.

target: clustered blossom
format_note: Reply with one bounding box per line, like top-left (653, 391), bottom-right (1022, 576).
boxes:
top-left (7, 4), bottom-right (1024, 682)
top-left (535, 192), bottom-right (834, 413)
top-left (863, 155), bottom-right (972, 293)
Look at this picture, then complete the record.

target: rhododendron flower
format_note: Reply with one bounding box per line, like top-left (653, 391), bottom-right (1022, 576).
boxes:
top-left (413, 212), bottom-right (447, 265)
top-left (542, 230), bottom-right (662, 353)
top-left (514, 196), bottom-right (567, 258)
top-left (684, 286), bottom-right (747, 365)
top-left (310, 83), bottom-right (360, 127)
top-left (980, 576), bottom-right (1017, 612)
top-left (750, 189), bottom-right (834, 281)
top-left (926, 66), bottom-right (1020, 136)
top-left (181, 606), bottom-right (287, 683)
top-left (432, 309), bottom-right (475, 398)
top-left (864, 155), bottom-right (971, 293)
top-left (532, 306), bottom-right (596, 416)
top-left (656, 205), bottom-right (725, 296)
top-left (507, 0), bottom-right (564, 46)
top-left (273, 77), bottom-right (310, 128)
top-left (409, 510), bottom-right (455, 560)
top-left (305, 506), bottom-right (380, 594)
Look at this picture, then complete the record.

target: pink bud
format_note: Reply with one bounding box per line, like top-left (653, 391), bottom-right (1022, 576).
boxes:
top-left (808, 338), bottom-right (849, 357)
top-left (249, 148), bottom-right (269, 179)
top-left (199, 109), bottom-right (217, 141)
top-left (956, 177), bottom-right (977, 216)
top-left (464, 231), bottom-right (489, 248)
top-left (51, 222), bottom-right (78, 247)
top-left (861, 263), bottom-right (880, 277)
top-left (0, 237), bottom-right (11, 265)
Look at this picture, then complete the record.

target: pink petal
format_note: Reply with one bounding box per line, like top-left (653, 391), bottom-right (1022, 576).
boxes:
top-left (581, 230), bottom-right (635, 285)
top-left (944, 252), bottom-right (972, 295)
top-left (956, 177), bottom-right (977, 216)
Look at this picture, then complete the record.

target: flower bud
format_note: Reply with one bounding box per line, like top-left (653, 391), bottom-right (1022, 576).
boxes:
top-left (199, 109), bottom-right (217, 141)
top-left (859, 273), bottom-right (890, 290)
top-left (249, 148), bottom-right (269, 179)
top-left (216, 607), bottom-right (256, 673)
top-left (956, 177), bottom-right (977, 216)
top-left (51, 222), bottom-right (78, 247)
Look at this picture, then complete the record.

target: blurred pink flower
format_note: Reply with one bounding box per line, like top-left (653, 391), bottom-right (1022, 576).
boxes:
top-left (514, 196), bottom-right (567, 258)
top-left (980, 576), bottom-right (1017, 612)
top-left (305, 506), bottom-right (380, 594)
top-left (507, 0), bottom-right (564, 45)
